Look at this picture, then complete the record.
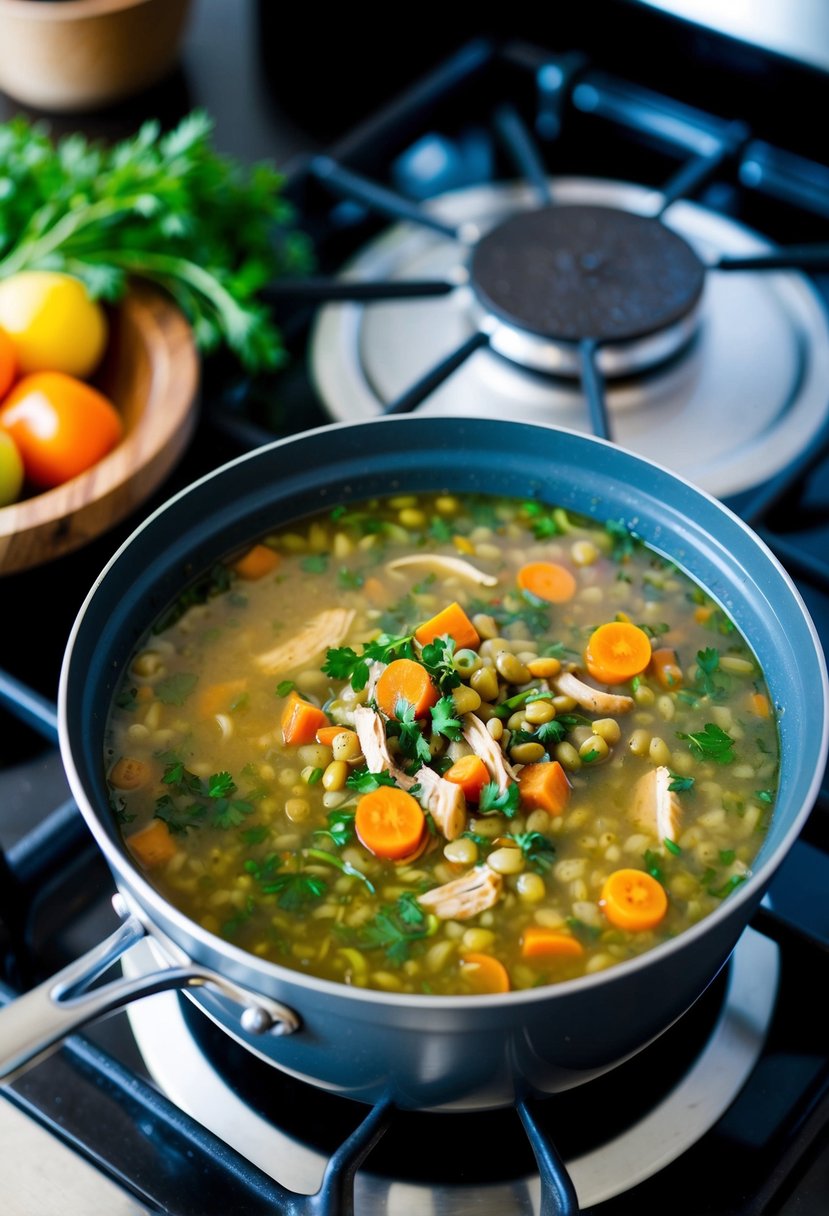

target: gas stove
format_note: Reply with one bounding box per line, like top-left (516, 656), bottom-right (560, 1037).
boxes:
top-left (2, 5), bottom-right (829, 1214)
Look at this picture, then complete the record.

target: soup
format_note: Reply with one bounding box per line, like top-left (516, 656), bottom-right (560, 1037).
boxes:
top-left (106, 491), bottom-right (779, 996)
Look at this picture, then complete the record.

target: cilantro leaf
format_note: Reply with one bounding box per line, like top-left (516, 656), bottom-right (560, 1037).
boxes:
top-left (346, 767), bottom-right (397, 793)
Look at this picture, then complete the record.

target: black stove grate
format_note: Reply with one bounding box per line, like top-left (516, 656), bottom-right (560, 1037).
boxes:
top-left (2, 32), bottom-right (829, 1216)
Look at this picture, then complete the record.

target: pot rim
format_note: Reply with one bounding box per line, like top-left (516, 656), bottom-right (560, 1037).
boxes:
top-left (58, 415), bottom-right (829, 1012)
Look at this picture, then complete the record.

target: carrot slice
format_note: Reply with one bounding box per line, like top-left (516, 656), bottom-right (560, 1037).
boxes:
top-left (443, 753), bottom-right (490, 803)
top-left (234, 542), bottom-right (280, 580)
top-left (648, 647), bottom-right (683, 690)
top-left (459, 952), bottom-right (511, 994)
top-left (414, 601), bottom-right (480, 651)
top-left (584, 621), bottom-right (653, 685)
top-left (600, 868), bottom-right (668, 931)
top-left (127, 819), bottom-right (177, 869)
top-left (375, 657), bottom-right (438, 720)
top-left (517, 561), bottom-right (577, 604)
top-left (355, 786), bottom-right (426, 860)
top-left (517, 760), bottom-right (571, 815)
top-left (108, 756), bottom-right (152, 791)
top-left (748, 691), bottom-right (771, 718)
top-left (521, 926), bottom-right (585, 959)
top-left (281, 691), bottom-right (330, 746)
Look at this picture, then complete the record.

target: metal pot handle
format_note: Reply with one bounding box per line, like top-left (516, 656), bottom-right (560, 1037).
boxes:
top-left (0, 913), bottom-right (300, 1083)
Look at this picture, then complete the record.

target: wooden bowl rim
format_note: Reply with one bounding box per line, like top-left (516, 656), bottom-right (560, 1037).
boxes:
top-left (0, 282), bottom-right (199, 570)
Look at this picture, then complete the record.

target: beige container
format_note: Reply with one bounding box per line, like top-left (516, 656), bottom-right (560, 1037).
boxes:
top-left (0, 0), bottom-right (193, 112)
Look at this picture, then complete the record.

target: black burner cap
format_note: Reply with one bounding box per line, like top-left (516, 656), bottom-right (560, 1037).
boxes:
top-left (470, 204), bottom-right (706, 343)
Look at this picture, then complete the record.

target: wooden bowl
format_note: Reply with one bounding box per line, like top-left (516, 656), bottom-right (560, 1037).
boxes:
top-left (0, 281), bottom-right (199, 576)
top-left (0, 0), bottom-right (193, 113)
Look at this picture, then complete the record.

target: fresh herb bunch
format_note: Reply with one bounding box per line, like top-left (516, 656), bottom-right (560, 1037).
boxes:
top-left (0, 110), bottom-right (312, 372)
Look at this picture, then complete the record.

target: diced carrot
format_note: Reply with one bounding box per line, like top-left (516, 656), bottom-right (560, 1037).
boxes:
top-left (748, 691), bottom-right (771, 718)
top-left (197, 678), bottom-right (248, 718)
top-left (453, 535), bottom-right (475, 555)
top-left (281, 691), bottom-right (330, 746)
top-left (362, 576), bottom-right (390, 607)
top-left (517, 760), bottom-right (571, 815)
top-left (584, 621), bottom-right (653, 685)
top-left (316, 724), bottom-right (348, 746)
top-left (414, 601), bottom-right (480, 651)
top-left (694, 604), bottom-right (715, 625)
top-left (127, 819), bottom-right (177, 868)
top-left (443, 753), bottom-right (490, 803)
top-left (600, 868), bottom-right (668, 931)
top-left (649, 647), bottom-right (683, 690)
top-left (375, 657), bottom-right (438, 720)
top-left (517, 561), bottom-right (577, 604)
top-left (520, 926), bottom-right (585, 959)
top-left (459, 952), bottom-right (511, 994)
top-left (108, 756), bottom-right (152, 791)
top-left (233, 542), bottom-right (280, 580)
top-left (355, 786), bottom-right (426, 860)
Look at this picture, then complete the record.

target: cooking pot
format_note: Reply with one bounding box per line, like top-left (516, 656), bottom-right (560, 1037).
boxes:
top-left (1, 416), bottom-right (826, 1117)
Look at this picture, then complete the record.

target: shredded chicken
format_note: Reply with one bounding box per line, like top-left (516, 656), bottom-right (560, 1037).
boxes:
top-left (461, 712), bottom-right (517, 791)
top-left (352, 705), bottom-right (415, 791)
top-left (630, 765), bottom-right (683, 844)
top-left (553, 670), bottom-right (635, 716)
top-left (385, 554), bottom-right (498, 586)
top-left (417, 865), bottom-right (503, 920)
top-left (413, 765), bottom-right (467, 841)
top-left (364, 659), bottom-right (386, 702)
top-left (255, 608), bottom-right (355, 675)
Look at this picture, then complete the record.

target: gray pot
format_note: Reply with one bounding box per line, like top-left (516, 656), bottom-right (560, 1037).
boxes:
top-left (1, 416), bottom-right (826, 1114)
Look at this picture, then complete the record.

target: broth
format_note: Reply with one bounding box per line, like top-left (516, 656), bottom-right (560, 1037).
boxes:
top-left (106, 492), bottom-right (779, 996)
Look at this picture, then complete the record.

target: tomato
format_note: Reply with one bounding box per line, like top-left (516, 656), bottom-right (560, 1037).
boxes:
top-left (0, 429), bottom-right (24, 507)
top-left (0, 371), bottom-right (123, 489)
top-left (0, 325), bottom-right (16, 399)
top-left (0, 271), bottom-right (108, 379)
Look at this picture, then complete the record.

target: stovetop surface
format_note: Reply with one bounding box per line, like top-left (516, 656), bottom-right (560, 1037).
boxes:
top-left (2, 4), bottom-right (829, 1214)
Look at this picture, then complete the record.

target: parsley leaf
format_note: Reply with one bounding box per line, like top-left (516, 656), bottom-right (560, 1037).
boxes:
top-left (430, 695), bottom-right (462, 741)
top-left (676, 722), bottom-right (736, 764)
top-left (313, 809), bottom-right (356, 849)
top-left (346, 767), bottom-right (397, 793)
top-left (419, 636), bottom-right (461, 693)
top-left (479, 782), bottom-right (521, 817)
top-left (341, 894), bottom-right (431, 963)
top-left (390, 699), bottom-right (432, 765)
top-left (509, 831), bottom-right (556, 872)
top-left (154, 672), bottom-right (198, 706)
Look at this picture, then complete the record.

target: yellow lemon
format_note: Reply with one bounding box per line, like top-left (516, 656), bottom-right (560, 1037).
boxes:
top-left (0, 271), bottom-right (108, 379)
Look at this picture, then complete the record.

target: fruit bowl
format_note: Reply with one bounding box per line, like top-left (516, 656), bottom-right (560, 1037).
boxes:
top-left (0, 280), bottom-right (199, 575)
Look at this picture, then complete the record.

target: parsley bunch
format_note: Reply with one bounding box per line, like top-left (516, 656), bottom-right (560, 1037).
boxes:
top-left (0, 110), bottom-right (312, 372)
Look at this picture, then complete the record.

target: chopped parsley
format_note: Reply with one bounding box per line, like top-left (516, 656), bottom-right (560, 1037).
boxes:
top-left (676, 722), bottom-right (736, 764)
top-left (479, 782), bottom-right (521, 817)
top-left (340, 893), bottom-right (433, 963)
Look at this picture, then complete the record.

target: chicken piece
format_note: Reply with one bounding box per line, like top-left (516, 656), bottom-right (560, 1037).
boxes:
top-left (417, 865), bottom-right (503, 920)
top-left (255, 608), bottom-right (355, 675)
top-left (461, 712), bottom-right (517, 792)
top-left (630, 765), bottom-right (683, 844)
top-left (413, 765), bottom-right (467, 841)
top-left (352, 705), bottom-right (415, 791)
top-left (364, 658), bottom-right (386, 702)
top-left (385, 554), bottom-right (498, 586)
top-left (553, 670), bottom-right (635, 716)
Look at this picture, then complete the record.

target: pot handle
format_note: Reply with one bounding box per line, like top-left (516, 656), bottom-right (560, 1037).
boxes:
top-left (0, 913), bottom-right (300, 1083)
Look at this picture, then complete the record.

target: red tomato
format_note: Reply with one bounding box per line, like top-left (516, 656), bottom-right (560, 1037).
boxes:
top-left (0, 371), bottom-right (122, 489)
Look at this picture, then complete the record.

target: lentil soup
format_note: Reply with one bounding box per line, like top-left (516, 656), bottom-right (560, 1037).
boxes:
top-left (106, 492), bottom-right (779, 996)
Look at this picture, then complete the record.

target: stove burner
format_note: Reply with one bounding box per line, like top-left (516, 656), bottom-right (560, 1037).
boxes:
top-left (469, 204), bottom-right (705, 375)
top-left (124, 928), bottom-right (778, 1213)
top-left (311, 178), bottom-right (829, 499)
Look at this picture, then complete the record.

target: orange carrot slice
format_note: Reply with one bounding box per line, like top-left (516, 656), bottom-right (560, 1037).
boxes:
top-left (600, 868), bottom-right (668, 931)
top-left (443, 753), bottom-right (490, 803)
top-left (234, 542), bottom-right (280, 580)
top-left (584, 621), bottom-right (652, 685)
top-left (747, 691), bottom-right (771, 718)
top-left (127, 819), bottom-right (177, 868)
top-left (648, 647), bottom-right (683, 690)
top-left (517, 760), bottom-right (571, 815)
top-left (517, 561), bottom-right (577, 604)
top-left (414, 601), bottom-right (480, 651)
top-left (375, 657), bottom-right (438, 720)
top-left (459, 952), bottom-right (511, 994)
top-left (281, 691), bottom-right (330, 746)
top-left (355, 786), bottom-right (427, 860)
top-left (197, 678), bottom-right (248, 718)
top-left (520, 926), bottom-right (585, 959)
